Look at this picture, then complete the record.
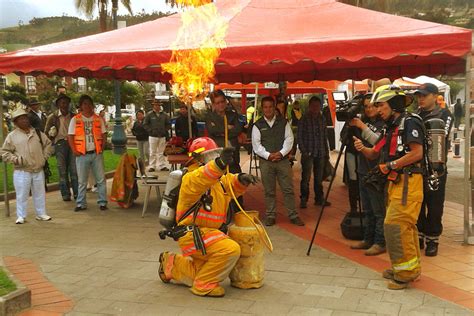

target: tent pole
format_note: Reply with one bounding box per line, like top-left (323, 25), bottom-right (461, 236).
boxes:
top-left (464, 55), bottom-right (473, 245)
top-left (0, 91), bottom-right (10, 217)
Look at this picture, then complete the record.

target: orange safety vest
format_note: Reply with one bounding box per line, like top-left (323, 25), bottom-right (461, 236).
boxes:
top-left (73, 113), bottom-right (104, 155)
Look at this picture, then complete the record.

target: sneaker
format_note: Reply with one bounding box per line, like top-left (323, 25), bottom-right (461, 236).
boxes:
top-left (350, 240), bottom-right (372, 250)
top-left (425, 241), bottom-right (438, 257)
top-left (265, 217), bottom-right (276, 226)
top-left (290, 216), bottom-right (305, 226)
top-left (15, 217), bottom-right (25, 224)
top-left (365, 244), bottom-right (386, 256)
top-left (160, 167), bottom-right (170, 171)
top-left (99, 205), bottom-right (108, 211)
top-left (36, 215), bottom-right (52, 221)
top-left (63, 196), bottom-right (72, 202)
top-left (74, 206), bottom-right (87, 212)
top-left (300, 200), bottom-right (307, 209)
top-left (315, 199), bottom-right (331, 206)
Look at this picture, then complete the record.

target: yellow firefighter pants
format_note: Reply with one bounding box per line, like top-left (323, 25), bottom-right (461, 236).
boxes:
top-left (385, 173), bottom-right (423, 282)
top-left (164, 238), bottom-right (241, 295)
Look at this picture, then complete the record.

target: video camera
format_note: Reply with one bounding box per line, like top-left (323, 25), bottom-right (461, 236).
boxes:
top-left (332, 91), bottom-right (365, 122)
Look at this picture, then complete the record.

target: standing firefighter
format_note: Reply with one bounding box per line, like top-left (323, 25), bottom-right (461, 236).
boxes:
top-left (415, 83), bottom-right (453, 256)
top-left (354, 85), bottom-right (424, 290)
top-left (158, 137), bottom-right (258, 297)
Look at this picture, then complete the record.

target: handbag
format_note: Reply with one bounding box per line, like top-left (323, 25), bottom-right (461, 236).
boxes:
top-left (35, 129), bottom-right (52, 187)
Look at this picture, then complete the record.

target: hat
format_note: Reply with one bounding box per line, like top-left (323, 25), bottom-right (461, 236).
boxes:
top-left (415, 83), bottom-right (439, 95)
top-left (27, 97), bottom-right (40, 106)
top-left (11, 108), bottom-right (29, 121)
top-left (55, 93), bottom-right (71, 105)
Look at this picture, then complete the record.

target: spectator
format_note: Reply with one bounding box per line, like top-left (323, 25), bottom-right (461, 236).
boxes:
top-left (276, 99), bottom-right (288, 119)
top-left (349, 95), bottom-right (386, 256)
top-left (68, 95), bottom-right (108, 212)
top-left (288, 100), bottom-right (303, 160)
top-left (27, 97), bottom-right (47, 132)
top-left (175, 104), bottom-right (198, 142)
top-left (322, 103), bottom-right (336, 151)
top-left (297, 96), bottom-right (331, 208)
top-left (1, 108), bottom-right (53, 224)
top-left (206, 90), bottom-right (242, 174)
top-left (132, 110), bottom-right (150, 164)
top-left (45, 94), bottom-right (78, 201)
top-left (56, 84), bottom-right (67, 95)
top-left (453, 98), bottom-right (464, 129)
top-left (144, 100), bottom-right (171, 172)
top-left (252, 96), bottom-right (304, 227)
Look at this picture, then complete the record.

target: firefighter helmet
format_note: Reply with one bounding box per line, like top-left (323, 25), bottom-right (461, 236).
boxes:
top-left (370, 84), bottom-right (413, 112)
top-left (188, 137), bottom-right (222, 164)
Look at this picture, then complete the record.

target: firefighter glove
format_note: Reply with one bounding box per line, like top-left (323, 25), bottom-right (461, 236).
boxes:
top-left (238, 173), bottom-right (259, 186)
top-left (216, 147), bottom-right (234, 169)
top-left (378, 163), bottom-right (391, 175)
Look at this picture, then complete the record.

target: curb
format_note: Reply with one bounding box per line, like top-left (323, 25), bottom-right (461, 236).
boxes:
top-left (0, 269), bottom-right (31, 316)
top-left (0, 170), bottom-right (115, 202)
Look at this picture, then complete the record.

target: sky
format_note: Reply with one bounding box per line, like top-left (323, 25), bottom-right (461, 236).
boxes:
top-left (0, 0), bottom-right (175, 28)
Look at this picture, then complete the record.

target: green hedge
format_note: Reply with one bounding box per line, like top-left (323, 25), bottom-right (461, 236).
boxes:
top-left (0, 149), bottom-right (138, 193)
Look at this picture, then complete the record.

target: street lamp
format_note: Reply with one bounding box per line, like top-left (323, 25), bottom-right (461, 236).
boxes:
top-left (110, 0), bottom-right (126, 154)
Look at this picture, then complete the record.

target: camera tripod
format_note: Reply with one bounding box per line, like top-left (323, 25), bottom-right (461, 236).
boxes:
top-left (306, 121), bottom-right (364, 256)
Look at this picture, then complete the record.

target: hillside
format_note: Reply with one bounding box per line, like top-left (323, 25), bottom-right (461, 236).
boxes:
top-left (0, 12), bottom-right (171, 51)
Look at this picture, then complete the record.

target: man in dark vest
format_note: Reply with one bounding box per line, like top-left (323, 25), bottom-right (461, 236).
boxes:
top-left (251, 96), bottom-right (304, 227)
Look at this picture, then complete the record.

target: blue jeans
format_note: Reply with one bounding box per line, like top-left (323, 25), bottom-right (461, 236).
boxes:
top-left (75, 152), bottom-right (107, 207)
top-left (359, 176), bottom-right (386, 246)
top-left (300, 154), bottom-right (326, 202)
top-left (55, 140), bottom-right (78, 200)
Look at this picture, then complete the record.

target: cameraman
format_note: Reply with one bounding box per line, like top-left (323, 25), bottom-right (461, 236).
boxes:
top-left (349, 94), bottom-right (386, 256)
top-left (353, 85), bottom-right (424, 290)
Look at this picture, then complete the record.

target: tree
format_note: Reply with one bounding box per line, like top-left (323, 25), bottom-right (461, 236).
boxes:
top-left (75, 0), bottom-right (132, 32)
top-left (2, 83), bottom-right (28, 109)
top-left (86, 79), bottom-right (147, 109)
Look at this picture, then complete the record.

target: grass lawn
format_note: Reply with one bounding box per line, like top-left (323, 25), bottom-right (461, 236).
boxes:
top-left (0, 149), bottom-right (138, 193)
top-left (0, 267), bottom-right (17, 296)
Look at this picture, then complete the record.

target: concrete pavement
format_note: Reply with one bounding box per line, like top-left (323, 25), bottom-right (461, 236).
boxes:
top-left (1, 170), bottom-right (473, 315)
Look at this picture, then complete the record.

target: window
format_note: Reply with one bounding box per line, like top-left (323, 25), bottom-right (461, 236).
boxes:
top-left (0, 76), bottom-right (6, 92)
top-left (26, 76), bottom-right (36, 94)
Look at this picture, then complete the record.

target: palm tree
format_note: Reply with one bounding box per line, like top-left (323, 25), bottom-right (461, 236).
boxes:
top-left (75, 0), bottom-right (132, 32)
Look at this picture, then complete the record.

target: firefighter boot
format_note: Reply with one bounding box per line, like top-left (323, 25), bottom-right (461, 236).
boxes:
top-left (418, 232), bottom-right (425, 250)
top-left (191, 285), bottom-right (225, 297)
top-left (425, 236), bottom-right (439, 257)
top-left (158, 252), bottom-right (171, 283)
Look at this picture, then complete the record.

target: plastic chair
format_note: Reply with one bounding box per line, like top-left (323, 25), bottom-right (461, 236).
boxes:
top-left (136, 158), bottom-right (166, 218)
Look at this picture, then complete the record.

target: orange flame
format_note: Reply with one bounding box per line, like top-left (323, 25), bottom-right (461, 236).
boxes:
top-left (162, 1), bottom-right (227, 104)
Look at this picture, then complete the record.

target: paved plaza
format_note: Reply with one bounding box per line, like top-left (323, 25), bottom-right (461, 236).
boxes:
top-left (0, 154), bottom-right (473, 315)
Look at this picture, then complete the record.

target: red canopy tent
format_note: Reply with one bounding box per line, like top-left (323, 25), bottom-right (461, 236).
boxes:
top-left (0, 0), bottom-right (471, 83)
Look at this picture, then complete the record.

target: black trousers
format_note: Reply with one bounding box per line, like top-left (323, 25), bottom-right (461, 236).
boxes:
top-left (417, 173), bottom-right (447, 238)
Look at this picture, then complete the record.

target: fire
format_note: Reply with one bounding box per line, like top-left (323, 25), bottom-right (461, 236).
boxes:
top-left (162, 0), bottom-right (227, 105)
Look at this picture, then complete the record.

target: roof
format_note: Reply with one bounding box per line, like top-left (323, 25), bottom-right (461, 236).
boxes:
top-left (0, 0), bottom-right (471, 83)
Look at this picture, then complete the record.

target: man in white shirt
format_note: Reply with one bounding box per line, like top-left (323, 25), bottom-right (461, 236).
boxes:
top-left (251, 96), bottom-right (304, 227)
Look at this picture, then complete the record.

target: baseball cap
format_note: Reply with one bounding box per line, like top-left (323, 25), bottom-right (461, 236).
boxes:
top-left (415, 83), bottom-right (439, 95)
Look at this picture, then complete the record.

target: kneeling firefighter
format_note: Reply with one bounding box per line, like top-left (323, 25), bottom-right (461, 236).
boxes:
top-left (353, 85), bottom-right (425, 290)
top-left (158, 137), bottom-right (258, 297)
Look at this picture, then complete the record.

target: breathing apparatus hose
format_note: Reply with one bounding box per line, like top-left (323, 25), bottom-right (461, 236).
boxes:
top-left (224, 115), bottom-right (273, 252)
